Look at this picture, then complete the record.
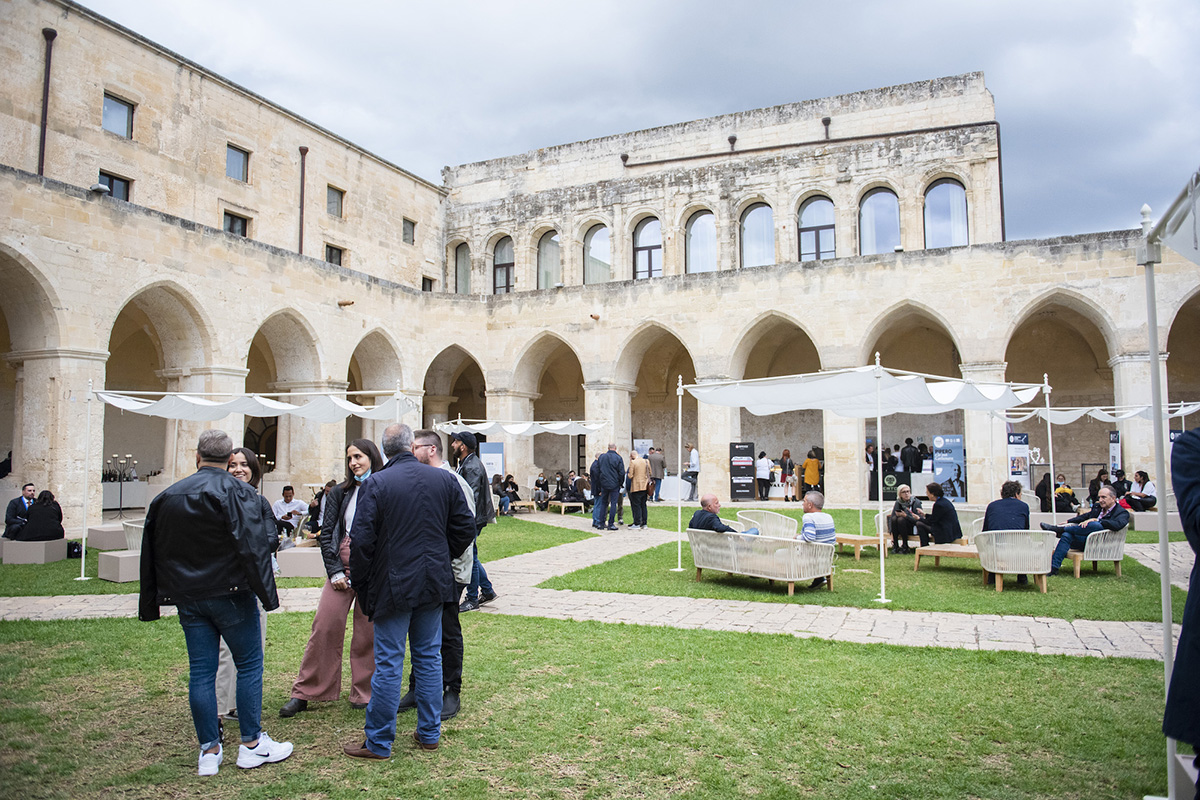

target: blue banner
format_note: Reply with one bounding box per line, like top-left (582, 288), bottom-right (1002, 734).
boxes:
top-left (933, 434), bottom-right (966, 504)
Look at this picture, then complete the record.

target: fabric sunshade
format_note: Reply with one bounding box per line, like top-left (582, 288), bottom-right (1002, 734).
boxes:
top-left (999, 402), bottom-right (1200, 424)
top-left (96, 391), bottom-right (417, 423)
top-left (436, 419), bottom-right (607, 436)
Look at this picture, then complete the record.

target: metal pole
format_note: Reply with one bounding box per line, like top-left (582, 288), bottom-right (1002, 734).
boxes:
top-left (76, 380), bottom-right (93, 581)
top-left (1140, 205), bottom-right (1177, 800)
top-left (874, 354), bottom-right (890, 603)
top-left (1045, 375), bottom-right (1057, 529)
top-left (672, 376), bottom-right (685, 571)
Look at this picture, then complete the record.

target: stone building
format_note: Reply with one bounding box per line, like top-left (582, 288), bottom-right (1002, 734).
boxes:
top-left (1, 0), bottom-right (1196, 529)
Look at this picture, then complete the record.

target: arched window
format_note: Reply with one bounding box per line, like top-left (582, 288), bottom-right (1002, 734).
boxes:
top-left (537, 231), bottom-right (562, 289)
top-left (740, 203), bottom-right (774, 268)
top-left (454, 243), bottom-right (471, 294)
top-left (685, 211), bottom-right (717, 274)
top-left (584, 224), bottom-right (611, 284)
top-left (859, 188), bottom-right (900, 255)
top-left (633, 217), bottom-right (662, 279)
top-left (798, 196), bottom-right (835, 261)
top-left (493, 236), bottom-right (514, 294)
top-left (924, 179), bottom-right (969, 249)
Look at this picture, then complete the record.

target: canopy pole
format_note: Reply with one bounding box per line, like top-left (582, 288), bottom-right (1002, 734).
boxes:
top-left (989, 410), bottom-right (997, 502)
top-left (672, 375), bottom-right (685, 572)
top-left (1045, 375), bottom-right (1057, 528)
top-left (874, 354), bottom-right (890, 604)
top-left (75, 380), bottom-right (93, 582)
top-left (857, 441), bottom-right (864, 536)
top-left (170, 417), bottom-right (179, 484)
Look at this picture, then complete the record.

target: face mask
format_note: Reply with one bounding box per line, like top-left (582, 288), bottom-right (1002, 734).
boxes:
top-left (355, 468), bottom-right (372, 483)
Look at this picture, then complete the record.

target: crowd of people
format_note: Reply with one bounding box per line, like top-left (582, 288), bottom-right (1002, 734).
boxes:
top-left (1033, 467), bottom-right (1158, 514)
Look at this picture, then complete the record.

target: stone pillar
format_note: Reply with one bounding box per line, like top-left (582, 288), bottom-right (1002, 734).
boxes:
top-left (485, 389), bottom-right (538, 481)
top-left (959, 361), bottom-right (1010, 505)
top-left (583, 382), bottom-right (635, 464)
top-left (6, 347), bottom-right (108, 531)
top-left (1110, 352), bottom-right (1171, 495)
top-left (695, 393), bottom-right (740, 501)
top-left (822, 413), bottom-right (864, 508)
top-left (900, 193), bottom-right (924, 253)
top-left (272, 380), bottom-right (350, 486)
top-left (422, 393), bottom-right (457, 454)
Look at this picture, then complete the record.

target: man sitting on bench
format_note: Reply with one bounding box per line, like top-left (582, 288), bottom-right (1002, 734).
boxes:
top-left (798, 491), bottom-right (836, 588)
top-left (688, 494), bottom-right (758, 536)
top-left (272, 485), bottom-right (307, 535)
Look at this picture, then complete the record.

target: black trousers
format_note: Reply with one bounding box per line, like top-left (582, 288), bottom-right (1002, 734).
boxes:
top-left (1127, 496), bottom-right (1156, 511)
top-left (408, 582), bottom-right (464, 694)
top-left (630, 491), bottom-right (648, 526)
top-left (891, 516), bottom-right (918, 548)
top-left (756, 479), bottom-right (771, 501)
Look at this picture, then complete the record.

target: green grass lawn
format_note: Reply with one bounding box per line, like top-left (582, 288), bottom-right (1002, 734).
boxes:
top-left (0, 521), bottom-right (594, 598)
top-left (542, 540), bottom-right (1187, 623)
top-left (0, 611), bottom-right (1172, 799)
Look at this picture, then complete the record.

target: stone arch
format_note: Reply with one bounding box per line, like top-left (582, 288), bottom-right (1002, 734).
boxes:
top-left (246, 309), bottom-right (323, 385)
top-left (422, 344), bottom-right (487, 425)
top-left (860, 301), bottom-right (963, 370)
top-left (242, 309), bottom-right (323, 470)
top-left (511, 331), bottom-right (585, 395)
top-left (615, 322), bottom-right (699, 458)
top-left (1004, 288), bottom-right (1117, 368)
top-left (512, 332), bottom-right (587, 474)
top-left (573, 215), bottom-right (614, 244)
top-left (728, 310), bottom-right (821, 380)
top-left (345, 329), bottom-right (404, 442)
top-left (614, 320), bottom-right (695, 388)
top-left (1167, 285), bottom-right (1200, 410)
top-left (919, 166), bottom-right (973, 195)
top-left (673, 202), bottom-right (717, 233)
top-left (109, 280), bottom-right (215, 372)
top-left (0, 240), bottom-right (62, 351)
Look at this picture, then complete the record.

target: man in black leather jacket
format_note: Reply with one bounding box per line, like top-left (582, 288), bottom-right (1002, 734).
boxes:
top-left (139, 430), bottom-right (290, 776)
top-left (451, 431), bottom-right (496, 612)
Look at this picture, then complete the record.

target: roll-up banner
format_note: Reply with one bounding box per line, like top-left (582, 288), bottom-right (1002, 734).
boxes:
top-left (933, 434), bottom-right (967, 504)
top-left (1007, 432), bottom-right (1030, 492)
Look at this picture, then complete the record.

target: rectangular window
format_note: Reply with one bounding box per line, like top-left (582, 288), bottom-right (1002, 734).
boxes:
top-left (102, 94), bottom-right (133, 138)
top-left (97, 171), bottom-right (130, 201)
top-left (327, 186), bottom-right (344, 218)
top-left (402, 218), bottom-right (416, 245)
top-left (421, 277), bottom-right (434, 292)
top-left (223, 211), bottom-right (249, 237)
top-left (325, 244), bottom-right (343, 266)
top-left (226, 145), bottom-right (249, 182)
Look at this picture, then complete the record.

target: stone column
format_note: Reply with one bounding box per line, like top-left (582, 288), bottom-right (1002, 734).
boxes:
top-left (822, 414), bottom-right (864, 508)
top-left (1110, 351), bottom-right (1171, 495)
top-left (271, 380), bottom-right (350, 486)
top-left (900, 193), bottom-right (924, 253)
top-left (484, 389), bottom-right (538, 481)
top-left (583, 382), bottom-right (635, 464)
top-left (6, 347), bottom-right (108, 531)
top-left (959, 361), bottom-right (1010, 505)
top-left (694, 387), bottom-right (740, 501)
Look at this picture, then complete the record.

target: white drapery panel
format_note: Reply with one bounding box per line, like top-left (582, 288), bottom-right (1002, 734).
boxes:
top-left (436, 419), bottom-right (607, 437)
top-left (685, 366), bottom-right (1043, 418)
top-left (997, 402), bottom-right (1200, 425)
top-left (96, 391), bottom-right (417, 423)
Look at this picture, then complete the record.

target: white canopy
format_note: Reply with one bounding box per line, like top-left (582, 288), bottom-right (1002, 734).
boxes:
top-left (998, 401), bottom-right (1200, 425)
top-left (96, 390), bottom-right (417, 423)
top-left (686, 365), bottom-right (1043, 417)
top-left (436, 418), bottom-right (607, 437)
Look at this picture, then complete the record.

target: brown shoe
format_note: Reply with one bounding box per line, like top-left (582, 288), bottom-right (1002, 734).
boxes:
top-left (343, 742), bottom-right (389, 760)
top-left (411, 732), bottom-right (439, 751)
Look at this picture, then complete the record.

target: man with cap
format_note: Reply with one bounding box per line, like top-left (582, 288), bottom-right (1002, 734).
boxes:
top-left (450, 431), bottom-right (497, 613)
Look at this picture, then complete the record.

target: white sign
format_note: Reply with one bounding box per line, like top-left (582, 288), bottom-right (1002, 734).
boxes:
top-left (1007, 432), bottom-right (1030, 491)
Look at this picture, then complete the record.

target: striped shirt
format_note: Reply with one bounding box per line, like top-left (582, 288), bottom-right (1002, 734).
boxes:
top-left (800, 511), bottom-right (836, 545)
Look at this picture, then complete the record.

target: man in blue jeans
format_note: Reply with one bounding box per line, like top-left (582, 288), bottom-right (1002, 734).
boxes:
top-left (596, 443), bottom-right (626, 531)
top-left (1040, 486), bottom-right (1129, 574)
top-left (451, 431), bottom-right (497, 612)
top-left (139, 429), bottom-right (292, 777)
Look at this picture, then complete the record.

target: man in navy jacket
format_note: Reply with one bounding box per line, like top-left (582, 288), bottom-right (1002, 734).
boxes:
top-left (595, 443), bottom-right (626, 531)
top-left (1040, 486), bottom-right (1129, 574)
top-left (344, 424), bottom-right (475, 759)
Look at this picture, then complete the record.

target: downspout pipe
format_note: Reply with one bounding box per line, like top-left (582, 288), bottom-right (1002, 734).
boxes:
top-left (298, 146), bottom-right (308, 254)
top-left (38, 28), bottom-right (57, 176)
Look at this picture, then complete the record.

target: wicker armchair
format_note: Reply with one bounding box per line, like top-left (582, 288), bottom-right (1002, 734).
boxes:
top-left (736, 509), bottom-right (798, 538)
top-left (122, 519), bottom-right (144, 551)
top-left (1064, 526), bottom-right (1127, 578)
top-left (687, 527), bottom-right (834, 595)
top-left (974, 529), bottom-right (1054, 593)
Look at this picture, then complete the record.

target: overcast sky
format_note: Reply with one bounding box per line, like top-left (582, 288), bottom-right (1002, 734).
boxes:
top-left (81, 0), bottom-right (1200, 241)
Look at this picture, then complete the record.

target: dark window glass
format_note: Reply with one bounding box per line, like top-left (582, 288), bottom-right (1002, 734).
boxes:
top-left (633, 217), bottom-right (662, 280)
top-left (327, 186), bottom-right (344, 218)
top-left (859, 188), bottom-right (900, 255)
top-left (799, 196), bottom-right (835, 261)
top-left (325, 244), bottom-right (343, 265)
top-left (403, 218), bottom-right (416, 245)
top-left (98, 171), bottom-right (130, 201)
top-left (226, 145), bottom-right (249, 182)
top-left (422, 277), bottom-right (434, 292)
top-left (493, 236), bottom-right (514, 294)
top-left (102, 94), bottom-right (133, 138)
top-left (223, 212), bottom-right (248, 237)
top-left (924, 179), bottom-right (969, 249)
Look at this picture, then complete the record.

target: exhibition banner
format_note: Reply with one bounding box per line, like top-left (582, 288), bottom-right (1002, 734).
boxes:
top-left (1007, 432), bottom-right (1030, 491)
top-left (480, 442), bottom-right (505, 483)
top-left (1109, 431), bottom-right (1121, 472)
top-left (933, 434), bottom-right (967, 503)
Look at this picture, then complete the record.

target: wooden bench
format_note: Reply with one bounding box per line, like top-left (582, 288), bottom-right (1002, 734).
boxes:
top-left (687, 527), bottom-right (834, 596)
top-left (547, 500), bottom-right (584, 515)
top-left (510, 500), bottom-right (537, 514)
top-left (2, 538), bottom-right (67, 564)
top-left (913, 543), bottom-right (979, 571)
top-left (836, 534), bottom-right (884, 561)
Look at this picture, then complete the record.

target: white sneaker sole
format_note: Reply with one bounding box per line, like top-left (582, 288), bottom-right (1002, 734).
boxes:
top-left (237, 741), bottom-right (293, 769)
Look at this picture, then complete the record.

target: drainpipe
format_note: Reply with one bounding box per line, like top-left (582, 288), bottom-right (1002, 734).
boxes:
top-left (298, 146), bottom-right (308, 254)
top-left (38, 28), bottom-right (57, 176)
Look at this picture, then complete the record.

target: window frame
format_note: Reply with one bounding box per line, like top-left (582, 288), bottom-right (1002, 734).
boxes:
top-left (685, 210), bottom-right (717, 274)
top-left (421, 277), bottom-right (435, 292)
top-left (536, 230), bottom-right (562, 289)
top-left (225, 144), bottom-right (250, 182)
top-left (739, 202), bottom-right (775, 269)
top-left (325, 244), bottom-right (344, 266)
top-left (101, 93), bottom-right (133, 139)
top-left (798, 196), bottom-right (836, 261)
top-left (402, 218), bottom-right (417, 245)
top-left (633, 217), bottom-right (662, 280)
top-left (97, 170), bottom-right (131, 202)
top-left (327, 185), bottom-right (344, 218)
top-left (922, 178), bottom-right (969, 249)
top-left (493, 236), bottom-right (515, 294)
top-left (583, 224), bottom-right (611, 284)
top-left (223, 211), bottom-right (250, 238)
top-left (454, 242), bottom-right (471, 295)
top-left (858, 187), bottom-right (901, 256)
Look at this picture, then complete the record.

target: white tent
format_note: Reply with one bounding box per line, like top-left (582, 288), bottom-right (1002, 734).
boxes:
top-left (436, 418), bottom-right (607, 437)
top-left (678, 362), bottom-right (1045, 602)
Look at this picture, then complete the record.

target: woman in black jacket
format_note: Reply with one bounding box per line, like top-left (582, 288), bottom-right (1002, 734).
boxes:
top-left (280, 438), bottom-right (384, 717)
top-left (1034, 472), bottom-right (1052, 513)
top-left (17, 490), bottom-right (64, 541)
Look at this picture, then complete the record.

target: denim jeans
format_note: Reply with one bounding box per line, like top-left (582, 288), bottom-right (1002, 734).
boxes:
top-left (466, 529), bottom-right (494, 603)
top-left (364, 602), bottom-right (444, 756)
top-left (1051, 521), bottom-right (1103, 570)
top-left (176, 591), bottom-right (263, 750)
top-left (591, 491), bottom-right (606, 527)
top-left (600, 488), bottom-right (621, 527)
top-left (498, 495), bottom-right (511, 514)
top-left (652, 478), bottom-right (662, 502)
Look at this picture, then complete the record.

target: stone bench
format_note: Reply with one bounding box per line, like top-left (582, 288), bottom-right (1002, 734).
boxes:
top-left (277, 546), bottom-right (327, 578)
top-left (99, 550), bottom-right (140, 582)
top-left (87, 523), bottom-right (131, 551)
top-left (1130, 510), bottom-right (1182, 532)
top-left (2, 538), bottom-right (67, 564)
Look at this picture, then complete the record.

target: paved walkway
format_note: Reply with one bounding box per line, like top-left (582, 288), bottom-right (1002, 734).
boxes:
top-left (0, 511), bottom-right (1190, 662)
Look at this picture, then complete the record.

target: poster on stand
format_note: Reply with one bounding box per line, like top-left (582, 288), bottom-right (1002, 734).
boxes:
top-left (1007, 433), bottom-right (1030, 491)
top-left (729, 442), bottom-right (756, 501)
top-left (1108, 431), bottom-right (1121, 473)
top-left (479, 442), bottom-right (505, 484)
top-left (633, 439), bottom-right (653, 457)
top-left (933, 434), bottom-right (967, 503)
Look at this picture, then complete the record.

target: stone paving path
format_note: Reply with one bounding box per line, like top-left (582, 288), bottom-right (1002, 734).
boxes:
top-left (0, 510), bottom-right (1189, 663)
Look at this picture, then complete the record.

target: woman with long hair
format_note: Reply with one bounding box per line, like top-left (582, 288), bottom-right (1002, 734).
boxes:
top-left (17, 489), bottom-right (64, 541)
top-left (280, 438), bottom-right (384, 717)
top-left (1035, 472), bottom-right (1052, 513)
top-left (779, 449), bottom-right (795, 502)
top-left (1127, 470), bottom-right (1157, 511)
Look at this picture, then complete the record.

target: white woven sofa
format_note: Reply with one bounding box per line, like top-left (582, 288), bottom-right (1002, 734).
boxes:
top-left (1063, 526), bottom-right (1128, 579)
top-left (687, 524), bottom-right (834, 596)
top-left (974, 530), bottom-right (1054, 593)
top-left (735, 509), bottom-right (797, 538)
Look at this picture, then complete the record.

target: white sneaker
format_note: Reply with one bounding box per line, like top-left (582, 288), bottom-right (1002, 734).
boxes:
top-left (237, 731), bottom-right (294, 769)
top-left (198, 744), bottom-right (222, 776)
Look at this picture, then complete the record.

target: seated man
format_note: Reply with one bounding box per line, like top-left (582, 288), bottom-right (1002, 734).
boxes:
top-left (1109, 469), bottom-right (1132, 498)
top-left (3, 483), bottom-right (34, 539)
top-left (1041, 486), bottom-right (1130, 575)
top-left (688, 494), bottom-right (758, 536)
top-left (982, 480), bottom-right (1031, 585)
top-left (271, 485), bottom-right (308, 534)
top-left (798, 491), bottom-right (836, 588)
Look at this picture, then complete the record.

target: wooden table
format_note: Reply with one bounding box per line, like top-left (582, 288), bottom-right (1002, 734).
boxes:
top-left (913, 543), bottom-right (979, 570)
top-left (836, 533), bottom-right (885, 561)
top-left (547, 500), bottom-right (584, 515)
top-left (510, 500), bottom-right (536, 513)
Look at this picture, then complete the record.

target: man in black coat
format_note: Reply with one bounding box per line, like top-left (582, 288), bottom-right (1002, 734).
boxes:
top-left (344, 424), bottom-right (475, 759)
top-left (982, 480), bottom-right (1031, 585)
top-left (3, 483), bottom-right (34, 539)
top-left (899, 438), bottom-right (921, 474)
top-left (451, 431), bottom-right (496, 612)
top-left (595, 443), bottom-right (626, 531)
top-left (1165, 429), bottom-right (1200, 792)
